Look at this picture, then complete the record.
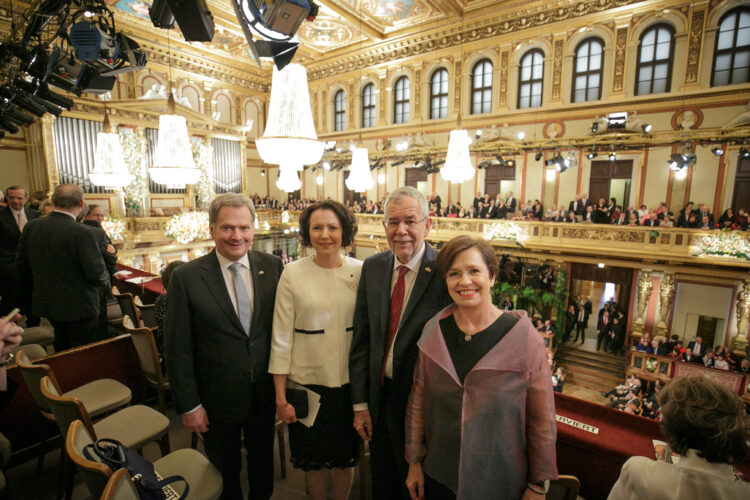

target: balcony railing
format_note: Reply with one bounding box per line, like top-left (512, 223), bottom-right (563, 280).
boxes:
top-left (354, 214), bottom-right (750, 269)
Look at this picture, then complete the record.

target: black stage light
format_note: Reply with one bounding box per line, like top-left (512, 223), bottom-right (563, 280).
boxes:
top-left (711, 146), bottom-right (723, 156)
top-left (740, 147), bottom-right (750, 158)
top-left (535, 151), bottom-right (543, 161)
top-left (166, 0), bottom-right (214, 42)
top-left (587, 150), bottom-right (597, 160)
top-left (149, 0), bottom-right (176, 29)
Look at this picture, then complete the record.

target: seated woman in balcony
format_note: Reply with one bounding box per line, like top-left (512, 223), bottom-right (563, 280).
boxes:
top-left (608, 375), bottom-right (750, 499)
top-left (718, 208), bottom-right (736, 229)
top-left (627, 212), bottom-right (640, 226)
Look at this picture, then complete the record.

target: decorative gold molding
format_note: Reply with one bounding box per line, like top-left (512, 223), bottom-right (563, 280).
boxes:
top-left (499, 50), bottom-right (509, 107)
top-left (454, 61), bottom-right (462, 114)
top-left (415, 68), bottom-right (422, 118)
top-left (612, 26), bottom-right (628, 93)
top-left (307, 0), bottom-right (646, 80)
top-left (685, 8), bottom-right (705, 84)
top-left (552, 39), bottom-right (564, 100)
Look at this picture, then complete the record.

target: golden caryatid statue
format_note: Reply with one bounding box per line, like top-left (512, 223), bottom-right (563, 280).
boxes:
top-left (730, 279), bottom-right (750, 358)
top-left (631, 270), bottom-right (653, 341)
top-left (654, 273), bottom-right (676, 337)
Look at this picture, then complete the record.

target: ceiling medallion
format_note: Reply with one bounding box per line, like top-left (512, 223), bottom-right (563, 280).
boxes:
top-left (298, 18), bottom-right (353, 47)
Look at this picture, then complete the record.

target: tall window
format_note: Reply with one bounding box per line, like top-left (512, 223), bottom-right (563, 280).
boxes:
top-left (471, 60), bottom-right (492, 114)
top-left (430, 68), bottom-right (449, 119)
top-left (518, 50), bottom-right (544, 109)
top-left (712, 8), bottom-right (750, 87)
top-left (362, 83), bottom-right (375, 128)
top-left (334, 89), bottom-right (346, 131)
top-left (572, 38), bottom-right (604, 102)
top-left (635, 24), bottom-right (674, 95)
top-left (394, 76), bottom-right (410, 124)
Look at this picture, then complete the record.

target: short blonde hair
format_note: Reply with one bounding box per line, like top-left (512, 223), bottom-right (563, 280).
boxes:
top-left (209, 193), bottom-right (256, 226)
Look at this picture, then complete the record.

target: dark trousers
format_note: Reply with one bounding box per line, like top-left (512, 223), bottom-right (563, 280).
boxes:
top-left (50, 316), bottom-right (100, 352)
top-left (574, 322), bottom-right (586, 342)
top-left (203, 385), bottom-right (275, 500)
top-left (370, 380), bottom-right (409, 500)
top-left (597, 330), bottom-right (609, 350)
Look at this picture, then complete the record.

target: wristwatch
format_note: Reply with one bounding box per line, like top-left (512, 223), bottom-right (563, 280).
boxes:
top-left (528, 480), bottom-right (550, 495)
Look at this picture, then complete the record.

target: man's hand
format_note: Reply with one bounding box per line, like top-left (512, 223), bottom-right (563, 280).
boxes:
top-left (405, 463), bottom-right (425, 500)
top-left (106, 244), bottom-right (116, 254)
top-left (353, 409), bottom-right (372, 441)
top-left (182, 406), bottom-right (209, 433)
top-left (276, 402), bottom-right (297, 424)
top-left (0, 316), bottom-right (22, 358)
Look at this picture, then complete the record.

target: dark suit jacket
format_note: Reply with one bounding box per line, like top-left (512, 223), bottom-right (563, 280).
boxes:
top-left (687, 341), bottom-right (707, 359)
top-left (597, 317), bottom-right (611, 335)
top-left (349, 244), bottom-right (451, 425)
top-left (82, 220), bottom-right (117, 279)
top-left (0, 206), bottom-right (39, 278)
top-left (506, 197), bottom-right (517, 213)
top-left (16, 212), bottom-right (107, 321)
top-left (164, 249), bottom-right (282, 423)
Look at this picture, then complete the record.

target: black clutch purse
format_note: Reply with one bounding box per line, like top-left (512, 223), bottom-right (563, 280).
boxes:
top-left (286, 387), bottom-right (309, 419)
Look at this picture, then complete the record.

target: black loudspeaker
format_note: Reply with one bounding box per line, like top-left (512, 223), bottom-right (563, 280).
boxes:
top-left (166, 0), bottom-right (215, 42)
top-left (149, 0), bottom-right (176, 29)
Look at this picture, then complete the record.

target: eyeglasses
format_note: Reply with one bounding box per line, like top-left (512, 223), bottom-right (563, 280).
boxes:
top-left (384, 218), bottom-right (426, 230)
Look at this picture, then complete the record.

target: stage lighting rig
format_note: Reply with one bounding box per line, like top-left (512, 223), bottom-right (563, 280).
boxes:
top-left (148, 0), bottom-right (214, 42)
top-left (232, 0), bottom-right (320, 70)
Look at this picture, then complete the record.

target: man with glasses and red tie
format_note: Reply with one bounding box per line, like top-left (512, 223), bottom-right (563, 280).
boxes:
top-left (350, 186), bottom-right (451, 499)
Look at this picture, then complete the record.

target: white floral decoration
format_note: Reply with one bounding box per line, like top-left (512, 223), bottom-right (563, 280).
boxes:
top-left (165, 211), bottom-right (211, 244)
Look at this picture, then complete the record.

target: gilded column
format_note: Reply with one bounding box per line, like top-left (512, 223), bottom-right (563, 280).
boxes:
top-left (498, 50), bottom-right (509, 109)
top-left (611, 23), bottom-right (629, 96)
top-left (378, 73), bottom-right (386, 126)
top-left (550, 38), bottom-right (564, 103)
top-left (654, 273), bottom-right (675, 337)
top-left (348, 82), bottom-right (355, 131)
top-left (414, 68), bottom-right (421, 120)
top-left (730, 280), bottom-right (750, 358)
top-left (684, 6), bottom-right (706, 86)
top-left (321, 89), bottom-right (328, 132)
top-left (453, 61), bottom-right (462, 116)
top-left (40, 114), bottom-right (59, 197)
top-left (631, 270), bottom-right (653, 340)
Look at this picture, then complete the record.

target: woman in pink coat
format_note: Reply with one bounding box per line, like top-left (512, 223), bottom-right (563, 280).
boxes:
top-left (405, 236), bottom-right (558, 500)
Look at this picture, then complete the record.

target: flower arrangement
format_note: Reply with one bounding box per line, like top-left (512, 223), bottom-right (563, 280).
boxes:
top-left (165, 211), bottom-right (211, 244)
top-left (102, 216), bottom-right (125, 241)
top-left (694, 230), bottom-right (750, 261)
top-left (484, 220), bottom-right (523, 244)
top-left (192, 139), bottom-right (214, 209)
top-left (120, 131), bottom-right (148, 216)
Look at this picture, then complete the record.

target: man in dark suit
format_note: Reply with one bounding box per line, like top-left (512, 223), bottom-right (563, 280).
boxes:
top-left (350, 186), bottom-right (451, 499)
top-left (687, 336), bottom-right (707, 361)
top-left (82, 204), bottom-right (118, 279)
top-left (16, 184), bottom-right (108, 351)
top-left (573, 304), bottom-right (588, 344)
top-left (505, 191), bottom-right (517, 213)
top-left (579, 194), bottom-right (591, 214)
top-left (568, 195), bottom-right (581, 216)
top-left (484, 199), bottom-right (498, 219)
top-left (0, 186), bottom-right (39, 316)
top-left (165, 193), bottom-right (282, 499)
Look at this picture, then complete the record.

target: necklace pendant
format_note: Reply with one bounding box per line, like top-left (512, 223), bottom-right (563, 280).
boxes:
top-left (464, 334), bottom-right (472, 342)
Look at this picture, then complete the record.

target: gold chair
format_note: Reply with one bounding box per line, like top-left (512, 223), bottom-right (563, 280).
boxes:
top-left (547, 475), bottom-right (581, 500)
top-left (67, 420), bottom-right (222, 499)
top-left (113, 292), bottom-right (140, 328)
top-left (100, 468), bottom-right (139, 500)
top-left (122, 319), bottom-right (169, 413)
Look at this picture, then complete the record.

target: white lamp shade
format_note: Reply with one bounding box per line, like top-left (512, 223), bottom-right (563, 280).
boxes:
top-left (276, 166), bottom-right (302, 192)
top-left (440, 129), bottom-right (475, 184)
top-left (150, 114), bottom-right (200, 187)
top-left (345, 147), bottom-right (375, 192)
top-left (256, 64), bottom-right (324, 167)
top-left (89, 132), bottom-right (131, 188)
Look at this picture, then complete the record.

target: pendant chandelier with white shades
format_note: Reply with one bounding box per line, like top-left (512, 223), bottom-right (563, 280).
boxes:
top-left (149, 34), bottom-right (200, 189)
top-left (345, 147), bottom-right (375, 192)
top-left (256, 63), bottom-right (324, 191)
top-left (440, 129), bottom-right (475, 183)
top-left (276, 165), bottom-right (303, 192)
top-left (89, 108), bottom-right (131, 188)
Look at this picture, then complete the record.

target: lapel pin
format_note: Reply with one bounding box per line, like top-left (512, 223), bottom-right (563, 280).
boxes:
top-left (425, 267), bottom-right (431, 273)
top-left (258, 270), bottom-right (265, 275)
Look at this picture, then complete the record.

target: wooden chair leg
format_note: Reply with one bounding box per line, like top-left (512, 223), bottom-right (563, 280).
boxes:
top-left (158, 433), bottom-right (171, 457)
top-left (275, 422), bottom-right (286, 479)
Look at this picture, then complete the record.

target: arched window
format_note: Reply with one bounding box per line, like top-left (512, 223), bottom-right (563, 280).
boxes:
top-left (362, 83), bottom-right (375, 128)
top-left (518, 50), bottom-right (544, 109)
top-left (572, 38), bottom-right (604, 102)
top-left (471, 60), bottom-right (492, 114)
top-left (334, 90), bottom-right (346, 131)
top-left (635, 24), bottom-right (674, 95)
top-left (430, 68), bottom-right (449, 119)
top-left (712, 8), bottom-right (750, 87)
top-left (394, 76), bottom-right (410, 124)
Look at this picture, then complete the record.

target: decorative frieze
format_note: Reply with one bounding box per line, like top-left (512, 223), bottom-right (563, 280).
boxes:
top-left (499, 50), bottom-right (509, 106)
top-left (612, 26), bottom-right (628, 93)
top-left (685, 8), bottom-right (706, 84)
top-left (552, 39), bottom-right (564, 100)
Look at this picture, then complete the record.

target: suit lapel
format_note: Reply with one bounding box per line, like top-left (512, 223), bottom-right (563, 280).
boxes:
top-left (1, 208), bottom-right (20, 237)
top-left (200, 251), bottom-right (246, 335)
top-left (398, 244), bottom-right (437, 333)
top-left (248, 251), bottom-right (264, 333)
top-left (377, 252), bottom-right (394, 341)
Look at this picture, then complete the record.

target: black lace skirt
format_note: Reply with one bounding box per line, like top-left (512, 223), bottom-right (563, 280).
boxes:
top-left (288, 383), bottom-right (360, 471)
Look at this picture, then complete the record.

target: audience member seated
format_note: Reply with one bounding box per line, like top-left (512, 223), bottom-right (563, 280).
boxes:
top-left (552, 367), bottom-right (566, 393)
top-left (608, 375), bottom-right (750, 499)
top-left (737, 357), bottom-right (750, 373)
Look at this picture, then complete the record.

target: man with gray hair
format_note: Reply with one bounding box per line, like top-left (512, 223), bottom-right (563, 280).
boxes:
top-left (0, 185), bottom-right (39, 316)
top-left (165, 193), bottom-right (282, 499)
top-left (350, 186), bottom-right (451, 499)
top-left (16, 184), bottom-right (108, 350)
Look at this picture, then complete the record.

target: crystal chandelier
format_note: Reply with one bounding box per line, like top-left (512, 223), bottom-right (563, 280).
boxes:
top-left (89, 108), bottom-right (131, 188)
top-left (149, 34), bottom-right (200, 189)
top-left (256, 64), bottom-right (324, 171)
top-left (440, 129), bottom-right (475, 183)
top-left (345, 147), bottom-right (375, 192)
top-left (276, 165), bottom-right (302, 192)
